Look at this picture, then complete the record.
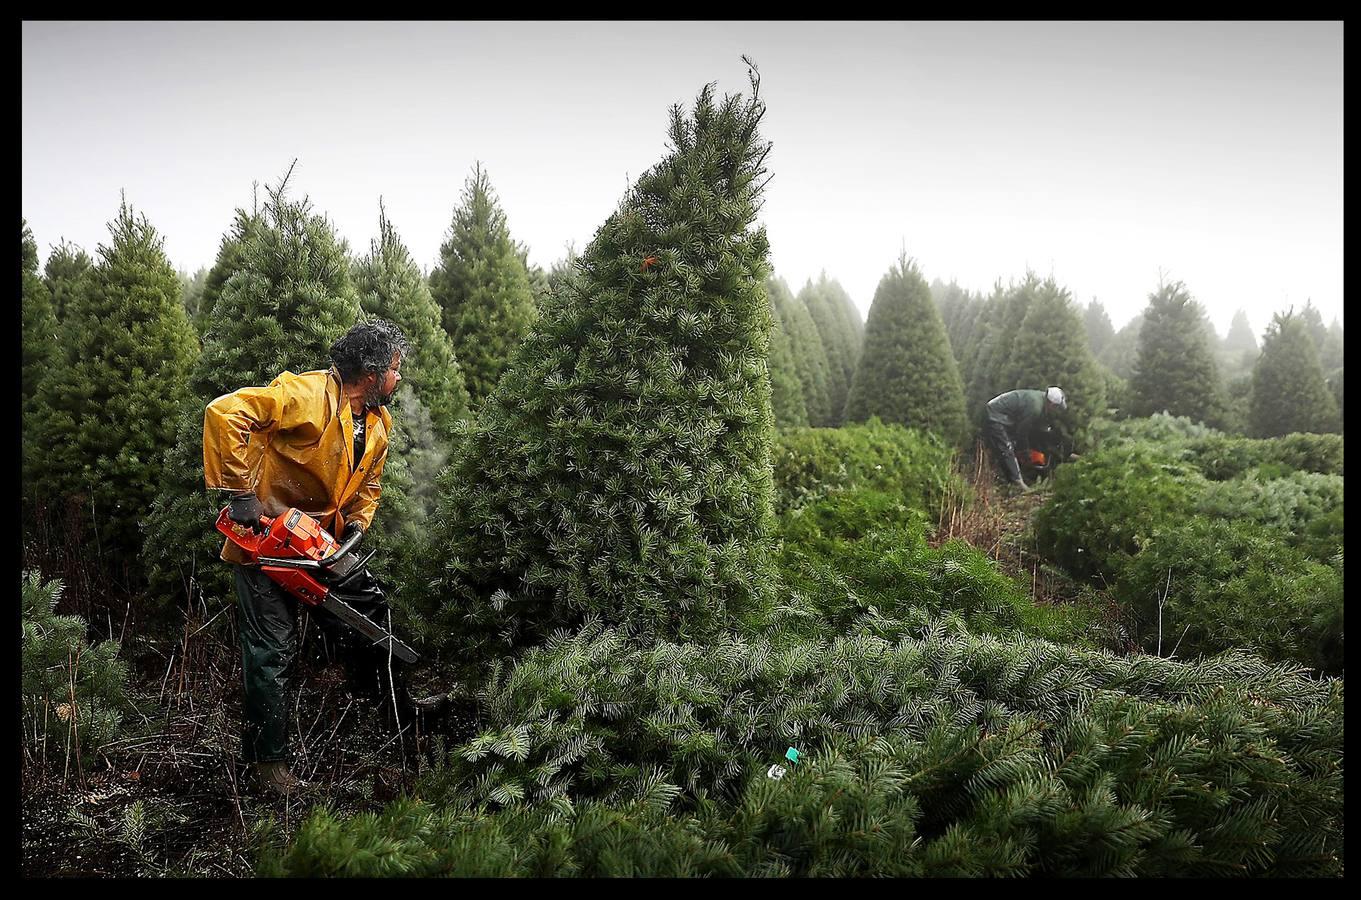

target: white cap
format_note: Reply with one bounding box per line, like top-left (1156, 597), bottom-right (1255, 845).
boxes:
top-left (1046, 386), bottom-right (1067, 410)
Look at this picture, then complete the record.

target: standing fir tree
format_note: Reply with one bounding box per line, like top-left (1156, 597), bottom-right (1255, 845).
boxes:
top-left (997, 277), bottom-right (1107, 435)
top-left (355, 202), bottom-right (469, 442)
top-left (427, 163), bottom-right (538, 405)
top-left (1318, 317), bottom-right (1343, 374)
top-left (965, 276), bottom-right (1038, 422)
top-left (799, 274), bottom-right (862, 425)
top-left (421, 73), bottom-right (777, 660)
top-left (1298, 300), bottom-right (1329, 354)
top-left (28, 199), bottom-right (200, 565)
top-left (1249, 311), bottom-right (1342, 437)
top-left (1095, 311), bottom-right (1142, 381)
top-left (1083, 298), bottom-right (1115, 359)
top-left (142, 175), bottom-right (365, 611)
top-left (192, 208), bottom-right (266, 337)
top-left (42, 238), bottom-right (93, 322)
top-left (770, 276), bottom-right (833, 426)
top-left (1128, 281), bottom-right (1226, 426)
top-left (1219, 308), bottom-right (1259, 381)
top-left (765, 278), bottom-right (809, 427)
top-left (22, 221), bottom-right (59, 503)
top-left (844, 254), bottom-right (967, 444)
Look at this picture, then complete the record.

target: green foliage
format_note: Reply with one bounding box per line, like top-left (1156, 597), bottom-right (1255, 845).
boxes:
top-left (764, 279), bottom-right (808, 427)
top-left (799, 275), bottom-right (862, 426)
top-left (421, 79), bottom-right (778, 660)
top-left (996, 276), bottom-right (1106, 436)
top-left (22, 572), bottom-right (135, 769)
top-left (427, 162), bottom-right (538, 405)
top-left (22, 221), bottom-right (59, 494)
top-left (1039, 416), bottom-right (1344, 669)
top-left (354, 203), bottom-right (470, 442)
top-left (769, 418), bottom-right (953, 517)
top-left (189, 209), bottom-right (266, 337)
top-left (41, 237), bottom-right (93, 322)
top-left (270, 618), bottom-right (1343, 876)
top-left (1194, 471), bottom-right (1344, 562)
top-left (177, 266), bottom-right (210, 334)
top-left (1119, 519), bottom-right (1343, 672)
top-left (142, 178), bottom-right (363, 614)
top-left (27, 199), bottom-right (200, 564)
top-left (1096, 311), bottom-right (1143, 380)
top-left (1129, 281), bottom-right (1225, 426)
top-left (965, 277), bottom-right (1039, 423)
top-left (775, 491), bottom-right (1106, 647)
top-left (1250, 310), bottom-right (1342, 437)
top-left (769, 275), bottom-right (832, 426)
top-left (1178, 431), bottom-right (1344, 480)
top-left (1034, 445), bottom-right (1203, 582)
top-left (1082, 298), bottom-right (1115, 358)
top-left (844, 256), bottom-right (968, 445)
top-left (1317, 320), bottom-right (1343, 374)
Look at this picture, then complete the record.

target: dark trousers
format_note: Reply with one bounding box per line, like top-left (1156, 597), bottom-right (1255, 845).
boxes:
top-left (232, 564), bottom-right (414, 763)
top-left (983, 416), bottom-right (1023, 483)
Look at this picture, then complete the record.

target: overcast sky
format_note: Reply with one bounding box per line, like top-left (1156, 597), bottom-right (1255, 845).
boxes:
top-left (22, 21), bottom-right (1343, 337)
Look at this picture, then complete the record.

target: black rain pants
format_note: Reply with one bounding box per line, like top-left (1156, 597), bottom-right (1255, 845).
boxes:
top-left (232, 563), bottom-right (415, 763)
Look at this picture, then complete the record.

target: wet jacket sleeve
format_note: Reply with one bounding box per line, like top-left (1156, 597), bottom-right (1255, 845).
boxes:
top-left (203, 378), bottom-right (309, 493)
top-left (341, 444), bottom-right (387, 532)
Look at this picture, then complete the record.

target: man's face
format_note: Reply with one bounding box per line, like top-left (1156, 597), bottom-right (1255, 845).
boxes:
top-left (363, 351), bottom-right (402, 409)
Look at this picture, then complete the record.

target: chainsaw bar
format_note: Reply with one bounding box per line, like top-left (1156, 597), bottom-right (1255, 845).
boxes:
top-left (319, 594), bottom-right (420, 664)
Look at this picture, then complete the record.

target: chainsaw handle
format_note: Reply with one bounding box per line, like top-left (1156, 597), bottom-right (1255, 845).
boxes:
top-left (320, 526), bottom-right (364, 568)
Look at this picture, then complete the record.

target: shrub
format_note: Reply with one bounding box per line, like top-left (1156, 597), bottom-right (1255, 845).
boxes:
top-left (267, 619), bottom-right (1344, 876)
top-left (1193, 471), bottom-right (1344, 562)
top-left (771, 419), bottom-right (954, 518)
top-left (1034, 445), bottom-right (1203, 582)
top-left (1118, 519), bottom-right (1343, 673)
top-left (21, 571), bottom-right (136, 773)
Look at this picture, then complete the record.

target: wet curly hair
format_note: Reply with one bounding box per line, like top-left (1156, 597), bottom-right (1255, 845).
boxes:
top-left (329, 317), bottom-right (411, 384)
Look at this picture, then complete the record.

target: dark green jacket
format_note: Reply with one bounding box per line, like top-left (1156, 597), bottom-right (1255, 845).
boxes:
top-left (986, 389), bottom-right (1048, 444)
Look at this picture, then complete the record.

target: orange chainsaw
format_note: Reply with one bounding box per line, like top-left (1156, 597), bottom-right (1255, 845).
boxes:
top-left (216, 506), bottom-right (419, 664)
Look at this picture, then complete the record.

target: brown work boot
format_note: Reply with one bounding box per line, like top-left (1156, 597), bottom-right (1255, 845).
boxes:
top-left (253, 760), bottom-right (307, 796)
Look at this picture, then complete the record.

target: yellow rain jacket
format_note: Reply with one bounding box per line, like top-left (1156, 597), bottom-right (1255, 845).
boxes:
top-left (203, 367), bottom-right (392, 565)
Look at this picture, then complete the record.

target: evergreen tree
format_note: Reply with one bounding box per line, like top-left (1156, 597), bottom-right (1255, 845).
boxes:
top-left (1128, 282), bottom-right (1226, 426)
top-left (1298, 300), bottom-right (1328, 353)
top-left (766, 279), bottom-right (809, 427)
top-left (1249, 311), bottom-right (1342, 437)
top-left (965, 275), bottom-right (1038, 422)
top-left (960, 284), bottom-right (1007, 420)
top-left (354, 202), bottom-right (469, 442)
top-left (142, 176), bottom-right (364, 611)
top-left (546, 242), bottom-right (581, 299)
top-left (1318, 317), bottom-right (1343, 374)
top-left (42, 238), bottom-right (93, 322)
top-left (769, 276), bottom-right (832, 426)
top-left (1082, 298), bottom-right (1115, 358)
top-left (427, 163), bottom-right (538, 405)
top-left (195, 209), bottom-right (267, 337)
top-left (1222, 309), bottom-right (1258, 356)
top-left (178, 265), bottom-right (210, 332)
top-left (28, 199), bottom-right (200, 564)
top-left (1218, 308), bottom-right (1260, 382)
top-left (1097, 310), bottom-right (1144, 380)
top-left (999, 277), bottom-right (1107, 435)
top-left (22, 221), bottom-right (59, 499)
top-left (421, 75), bottom-right (777, 661)
top-left (844, 255), bottom-right (967, 444)
top-left (800, 274), bottom-right (861, 425)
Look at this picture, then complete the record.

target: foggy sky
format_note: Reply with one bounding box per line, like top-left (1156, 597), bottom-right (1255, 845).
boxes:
top-left (22, 21), bottom-right (1343, 337)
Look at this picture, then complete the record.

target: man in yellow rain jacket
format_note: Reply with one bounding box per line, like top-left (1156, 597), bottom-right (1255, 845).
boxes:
top-left (204, 317), bottom-right (430, 795)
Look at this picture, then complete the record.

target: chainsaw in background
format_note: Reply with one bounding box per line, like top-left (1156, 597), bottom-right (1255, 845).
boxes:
top-left (216, 506), bottom-right (419, 664)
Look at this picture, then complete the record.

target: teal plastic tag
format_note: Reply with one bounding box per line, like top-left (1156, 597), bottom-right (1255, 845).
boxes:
top-left (786, 747), bottom-right (800, 765)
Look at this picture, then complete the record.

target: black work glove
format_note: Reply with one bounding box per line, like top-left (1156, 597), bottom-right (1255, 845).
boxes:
top-left (228, 491), bottom-right (266, 533)
top-left (341, 521), bottom-right (364, 542)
